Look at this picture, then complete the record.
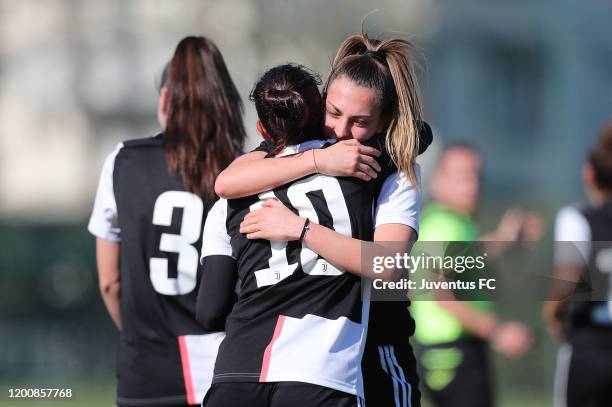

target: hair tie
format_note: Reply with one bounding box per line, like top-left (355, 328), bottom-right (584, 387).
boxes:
top-left (363, 49), bottom-right (384, 62)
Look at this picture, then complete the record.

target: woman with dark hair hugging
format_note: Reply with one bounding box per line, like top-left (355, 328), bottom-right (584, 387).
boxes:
top-left (200, 32), bottom-right (432, 407)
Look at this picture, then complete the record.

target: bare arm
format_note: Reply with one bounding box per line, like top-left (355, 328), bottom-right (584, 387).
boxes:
top-left (304, 223), bottom-right (416, 280)
top-left (96, 238), bottom-right (122, 330)
top-left (542, 300), bottom-right (565, 341)
top-left (433, 287), bottom-right (531, 357)
top-left (436, 300), bottom-right (498, 339)
top-left (215, 151), bottom-right (314, 198)
top-left (480, 209), bottom-right (544, 256)
top-left (215, 140), bottom-right (382, 198)
top-left (240, 199), bottom-right (416, 281)
top-left (542, 264), bottom-right (581, 340)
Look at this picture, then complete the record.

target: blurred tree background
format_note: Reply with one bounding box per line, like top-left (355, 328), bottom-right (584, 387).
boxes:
top-left (1, 0), bottom-right (611, 405)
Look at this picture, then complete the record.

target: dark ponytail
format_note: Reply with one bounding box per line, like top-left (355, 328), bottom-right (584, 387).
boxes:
top-left (161, 36), bottom-right (246, 197)
top-left (250, 64), bottom-right (323, 150)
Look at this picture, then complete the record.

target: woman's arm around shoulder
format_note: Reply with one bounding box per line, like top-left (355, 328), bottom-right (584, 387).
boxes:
top-left (215, 140), bottom-right (382, 198)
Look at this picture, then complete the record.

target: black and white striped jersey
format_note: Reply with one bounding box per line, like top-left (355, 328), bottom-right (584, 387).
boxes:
top-left (555, 201), bottom-right (612, 336)
top-left (88, 134), bottom-right (225, 406)
top-left (248, 126), bottom-right (432, 346)
top-left (202, 137), bottom-right (396, 397)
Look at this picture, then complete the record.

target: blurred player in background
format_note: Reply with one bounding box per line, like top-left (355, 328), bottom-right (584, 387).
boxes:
top-left (413, 144), bottom-right (539, 407)
top-left (87, 36), bottom-right (246, 406)
top-left (214, 32), bottom-right (432, 406)
top-left (544, 123), bottom-right (612, 407)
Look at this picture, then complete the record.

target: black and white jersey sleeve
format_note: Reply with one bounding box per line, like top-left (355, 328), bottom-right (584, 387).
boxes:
top-left (373, 164), bottom-right (421, 233)
top-left (554, 205), bottom-right (591, 266)
top-left (88, 142), bottom-right (124, 241)
top-left (196, 198), bottom-right (238, 332)
top-left (200, 198), bottom-right (233, 259)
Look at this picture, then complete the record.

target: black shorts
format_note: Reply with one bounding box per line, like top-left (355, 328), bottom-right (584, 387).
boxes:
top-left (554, 341), bottom-right (612, 407)
top-left (202, 382), bottom-right (364, 407)
top-left (362, 339), bottom-right (421, 407)
top-left (416, 338), bottom-right (492, 407)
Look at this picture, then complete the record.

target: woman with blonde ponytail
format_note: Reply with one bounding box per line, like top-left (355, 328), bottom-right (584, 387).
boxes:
top-left (328, 34), bottom-right (423, 186)
top-left (213, 31), bottom-right (431, 406)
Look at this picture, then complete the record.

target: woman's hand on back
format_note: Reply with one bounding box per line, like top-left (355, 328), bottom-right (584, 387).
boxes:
top-left (240, 199), bottom-right (305, 241)
top-left (315, 139), bottom-right (382, 181)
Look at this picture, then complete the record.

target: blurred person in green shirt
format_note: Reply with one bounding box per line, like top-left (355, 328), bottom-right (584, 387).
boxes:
top-left (413, 143), bottom-right (538, 407)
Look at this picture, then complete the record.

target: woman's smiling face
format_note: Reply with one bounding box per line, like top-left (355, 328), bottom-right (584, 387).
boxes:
top-left (324, 75), bottom-right (385, 143)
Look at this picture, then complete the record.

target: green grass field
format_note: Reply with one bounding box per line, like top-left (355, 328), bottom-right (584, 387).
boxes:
top-left (421, 391), bottom-right (550, 407)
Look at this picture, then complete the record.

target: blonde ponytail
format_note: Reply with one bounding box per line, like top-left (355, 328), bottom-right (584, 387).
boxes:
top-left (378, 38), bottom-right (422, 186)
top-left (325, 33), bottom-right (423, 186)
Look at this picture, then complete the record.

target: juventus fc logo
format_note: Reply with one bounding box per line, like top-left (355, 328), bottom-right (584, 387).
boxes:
top-left (275, 272), bottom-right (281, 280)
top-left (322, 263), bottom-right (328, 273)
